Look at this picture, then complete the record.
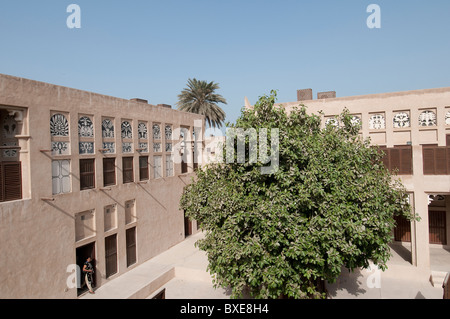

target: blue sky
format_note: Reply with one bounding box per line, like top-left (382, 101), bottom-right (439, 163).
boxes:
top-left (1, 0), bottom-right (449, 128)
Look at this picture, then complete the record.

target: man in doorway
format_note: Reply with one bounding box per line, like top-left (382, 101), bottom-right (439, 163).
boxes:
top-left (82, 257), bottom-right (95, 294)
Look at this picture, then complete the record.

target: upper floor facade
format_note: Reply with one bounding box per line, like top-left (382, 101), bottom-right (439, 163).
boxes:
top-left (0, 73), bottom-right (205, 205)
top-left (277, 87), bottom-right (450, 192)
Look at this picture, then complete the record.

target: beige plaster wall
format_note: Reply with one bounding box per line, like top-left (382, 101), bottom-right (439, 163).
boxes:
top-left (0, 74), bottom-right (203, 298)
top-left (277, 87), bottom-right (450, 271)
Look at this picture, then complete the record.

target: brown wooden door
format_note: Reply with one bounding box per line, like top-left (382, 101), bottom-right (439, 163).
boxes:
top-left (429, 211), bottom-right (447, 245)
top-left (105, 234), bottom-right (118, 278)
top-left (126, 227), bottom-right (137, 267)
top-left (181, 159), bottom-right (188, 174)
top-left (394, 215), bottom-right (411, 242)
top-left (184, 211), bottom-right (192, 238)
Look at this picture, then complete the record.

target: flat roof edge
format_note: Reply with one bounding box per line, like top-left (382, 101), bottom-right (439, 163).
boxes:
top-left (279, 86), bottom-right (450, 105)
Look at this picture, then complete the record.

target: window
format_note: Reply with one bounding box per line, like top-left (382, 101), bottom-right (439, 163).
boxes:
top-left (393, 112), bottom-right (411, 128)
top-left (153, 124), bottom-right (161, 140)
top-left (103, 158), bottom-right (116, 186)
top-left (165, 155), bottom-right (174, 177)
top-left (380, 146), bottom-right (412, 175)
top-left (104, 204), bottom-right (117, 232)
top-left (105, 234), bottom-right (118, 278)
top-left (419, 110), bottom-right (437, 127)
top-left (75, 210), bottom-right (95, 242)
top-left (125, 199), bottom-right (136, 225)
top-left (154, 156), bottom-right (162, 179)
top-left (79, 159), bottom-right (95, 190)
top-left (50, 113), bottom-right (69, 137)
top-left (423, 145), bottom-right (450, 175)
top-left (139, 156), bottom-right (149, 181)
top-left (138, 122), bottom-right (148, 139)
top-left (102, 118), bottom-right (115, 138)
top-left (126, 227), bottom-right (137, 267)
top-left (50, 112), bottom-right (70, 156)
top-left (102, 118), bottom-right (115, 154)
top-left (0, 162), bottom-right (22, 202)
top-left (78, 115), bottom-right (95, 155)
top-left (52, 160), bottom-right (71, 195)
top-left (122, 157), bottom-right (134, 183)
top-left (121, 121), bottom-right (133, 139)
top-left (369, 114), bottom-right (386, 130)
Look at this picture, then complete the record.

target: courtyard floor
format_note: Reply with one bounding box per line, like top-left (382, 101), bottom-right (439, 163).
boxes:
top-left (81, 232), bottom-right (447, 300)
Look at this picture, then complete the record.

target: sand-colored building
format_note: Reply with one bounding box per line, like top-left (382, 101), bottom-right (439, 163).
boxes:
top-left (0, 74), bottom-right (204, 298)
top-left (275, 87), bottom-right (450, 285)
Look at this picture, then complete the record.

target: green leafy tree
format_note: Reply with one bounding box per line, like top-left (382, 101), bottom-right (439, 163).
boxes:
top-left (180, 90), bottom-right (415, 299)
top-left (176, 78), bottom-right (227, 129)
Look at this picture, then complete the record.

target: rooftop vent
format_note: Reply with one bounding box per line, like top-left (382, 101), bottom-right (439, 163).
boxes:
top-left (131, 98), bottom-right (148, 104)
top-left (297, 89), bottom-right (337, 101)
top-left (317, 91), bottom-right (336, 99)
top-left (297, 88), bottom-right (313, 101)
top-left (157, 104), bottom-right (172, 109)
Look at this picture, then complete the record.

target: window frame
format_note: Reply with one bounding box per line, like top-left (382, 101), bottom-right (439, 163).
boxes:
top-left (153, 155), bottom-right (162, 179)
top-left (103, 158), bottom-right (116, 187)
top-left (79, 158), bottom-right (95, 190)
top-left (139, 156), bottom-right (149, 181)
top-left (122, 157), bottom-right (134, 184)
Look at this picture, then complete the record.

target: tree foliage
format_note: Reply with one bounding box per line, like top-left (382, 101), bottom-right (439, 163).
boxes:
top-left (180, 90), bottom-right (415, 299)
top-left (176, 78), bottom-right (227, 128)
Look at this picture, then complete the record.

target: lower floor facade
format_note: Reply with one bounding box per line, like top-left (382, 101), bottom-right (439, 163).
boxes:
top-left (392, 174), bottom-right (450, 277)
top-left (0, 174), bottom-right (199, 299)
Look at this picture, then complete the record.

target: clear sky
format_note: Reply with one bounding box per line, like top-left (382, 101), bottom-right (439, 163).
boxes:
top-left (1, 0), bottom-right (449, 128)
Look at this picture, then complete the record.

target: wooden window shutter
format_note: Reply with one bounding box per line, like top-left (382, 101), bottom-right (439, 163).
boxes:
top-left (389, 148), bottom-right (401, 172)
top-left (103, 158), bottom-right (116, 187)
top-left (435, 148), bottom-right (447, 175)
top-left (80, 159), bottom-right (95, 190)
top-left (380, 147), bottom-right (390, 170)
top-left (0, 163), bottom-right (3, 202)
top-left (447, 147), bottom-right (450, 174)
top-left (122, 157), bottom-right (134, 183)
top-left (423, 147), bottom-right (435, 175)
top-left (139, 156), bottom-right (149, 181)
top-left (3, 162), bottom-right (22, 202)
top-left (399, 146), bottom-right (413, 175)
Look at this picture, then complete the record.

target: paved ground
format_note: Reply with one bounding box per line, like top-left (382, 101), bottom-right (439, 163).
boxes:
top-left (327, 264), bottom-right (443, 299)
top-left (82, 232), bottom-right (446, 300)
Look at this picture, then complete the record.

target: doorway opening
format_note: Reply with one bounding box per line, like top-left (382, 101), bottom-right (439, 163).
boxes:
top-left (184, 210), bottom-right (192, 238)
top-left (428, 194), bottom-right (450, 273)
top-left (76, 242), bottom-right (96, 296)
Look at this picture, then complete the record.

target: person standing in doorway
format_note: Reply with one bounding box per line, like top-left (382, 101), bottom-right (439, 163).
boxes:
top-left (83, 257), bottom-right (95, 294)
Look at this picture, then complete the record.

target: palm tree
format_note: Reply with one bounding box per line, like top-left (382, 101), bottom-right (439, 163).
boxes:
top-left (176, 78), bottom-right (227, 129)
